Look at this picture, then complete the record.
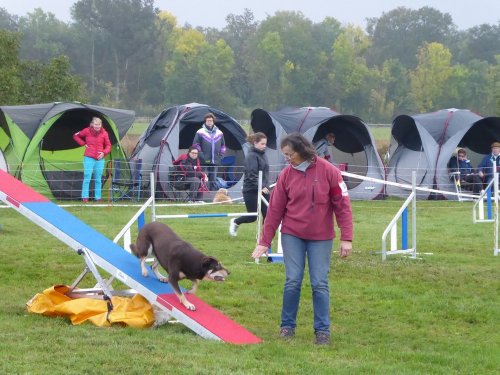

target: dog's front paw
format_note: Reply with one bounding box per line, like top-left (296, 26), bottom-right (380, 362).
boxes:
top-left (184, 302), bottom-right (196, 311)
top-left (142, 270), bottom-right (149, 277)
top-left (158, 277), bottom-right (168, 283)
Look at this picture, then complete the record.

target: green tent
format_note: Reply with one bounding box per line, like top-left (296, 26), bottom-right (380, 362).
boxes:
top-left (0, 102), bottom-right (135, 200)
top-left (0, 149), bottom-right (7, 172)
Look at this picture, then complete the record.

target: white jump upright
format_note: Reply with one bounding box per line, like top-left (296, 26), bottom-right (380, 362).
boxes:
top-left (472, 165), bottom-right (500, 256)
top-left (381, 171), bottom-right (417, 261)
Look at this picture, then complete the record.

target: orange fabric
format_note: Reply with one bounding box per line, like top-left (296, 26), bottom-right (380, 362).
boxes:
top-left (26, 285), bottom-right (155, 328)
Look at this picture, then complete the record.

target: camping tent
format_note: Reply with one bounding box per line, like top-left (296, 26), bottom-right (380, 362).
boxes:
top-left (250, 107), bottom-right (385, 199)
top-left (130, 103), bottom-right (248, 199)
top-left (386, 108), bottom-right (500, 200)
top-left (0, 102), bottom-right (135, 199)
top-left (0, 149), bottom-right (7, 172)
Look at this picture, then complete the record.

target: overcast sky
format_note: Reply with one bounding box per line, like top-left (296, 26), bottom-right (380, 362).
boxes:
top-left (1, 0), bottom-right (499, 30)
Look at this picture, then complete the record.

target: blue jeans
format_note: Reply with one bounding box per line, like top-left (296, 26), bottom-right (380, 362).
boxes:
top-left (281, 233), bottom-right (333, 333)
top-left (82, 156), bottom-right (105, 200)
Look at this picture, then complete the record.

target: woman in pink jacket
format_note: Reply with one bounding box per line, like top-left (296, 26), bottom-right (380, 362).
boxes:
top-left (73, 117), bottom-right (111, 202)
top-left (252, 133), bottom-right (353, 345)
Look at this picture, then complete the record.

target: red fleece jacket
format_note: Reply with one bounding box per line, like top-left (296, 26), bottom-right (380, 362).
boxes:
top-left (259, 157), bottom-right (353, 248)
top-left (73, 126), bottom-right (111, 160)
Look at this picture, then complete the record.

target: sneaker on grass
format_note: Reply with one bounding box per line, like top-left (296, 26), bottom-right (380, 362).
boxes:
top-left (314, 331), bottom-right (330, 345)
top-left (229, 218), bottom-right (239, 237)
top-left (279, 327), bottom-right (295, 339)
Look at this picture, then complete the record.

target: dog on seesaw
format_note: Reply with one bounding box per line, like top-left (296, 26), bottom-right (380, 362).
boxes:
top-left (130, 221), bottom-right (229, 311)
top-left (212, 188), bottom-right (232, 203)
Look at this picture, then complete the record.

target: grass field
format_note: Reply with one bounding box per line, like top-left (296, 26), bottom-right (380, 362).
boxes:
top-left (0, 199), bottom-right (498, 374)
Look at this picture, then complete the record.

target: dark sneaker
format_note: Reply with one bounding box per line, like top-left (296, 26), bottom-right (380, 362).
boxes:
top-left (315, 331), bottom-right (330, 345)
top-left (279, 327), bottom-right (295, 339)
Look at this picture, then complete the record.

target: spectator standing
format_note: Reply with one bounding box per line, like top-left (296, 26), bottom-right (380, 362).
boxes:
top-left (73, 117), bottom-right (111, 202)
top-left (192, 113), bottom-right (226, 190)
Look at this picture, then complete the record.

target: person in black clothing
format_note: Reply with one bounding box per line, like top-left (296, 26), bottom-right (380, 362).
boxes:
top-left (229, 132), bottom-right (270, 236)
top-left (448, 148), bottom-right (482, 194)
top-left (173, 146), bottom-right (207, 201)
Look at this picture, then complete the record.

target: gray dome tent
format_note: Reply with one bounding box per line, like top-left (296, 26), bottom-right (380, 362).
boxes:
top-left (250, 107), bottom-right (385, 200)
top-left (386, 108), bottom-right (500, 200)
top-left (0, 102), bottom-right (135, 199)
top-left (130, 103), bottom-right (248, 199)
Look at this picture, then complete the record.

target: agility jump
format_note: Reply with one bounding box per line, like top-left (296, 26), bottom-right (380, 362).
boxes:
top-left (0, 169), bottom-right (261, 344)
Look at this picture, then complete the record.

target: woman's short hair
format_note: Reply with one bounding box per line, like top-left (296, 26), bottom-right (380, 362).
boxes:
top-left (204, 113), bottom-right (216, 121)
top-left (247, 132), bottom-right (267, 144)
top-left (280, 133), bottom-right (316, 161)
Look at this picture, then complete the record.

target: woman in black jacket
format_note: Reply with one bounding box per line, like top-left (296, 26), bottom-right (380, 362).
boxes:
top-left (229, 132), bottom-right (270, 236)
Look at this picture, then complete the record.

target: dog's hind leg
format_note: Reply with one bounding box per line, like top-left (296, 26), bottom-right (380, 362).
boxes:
top-left (140, 257), bottom-right (149, 277)
top-left (151, 260), bottom-right (168, 282)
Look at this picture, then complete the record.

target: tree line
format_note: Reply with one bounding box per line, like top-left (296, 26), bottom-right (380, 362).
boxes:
top-left (0, 0), bottom-right (499, 122)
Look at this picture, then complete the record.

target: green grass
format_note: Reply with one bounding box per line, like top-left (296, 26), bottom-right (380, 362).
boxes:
top-left (0, 200), bottom-right (498, 374)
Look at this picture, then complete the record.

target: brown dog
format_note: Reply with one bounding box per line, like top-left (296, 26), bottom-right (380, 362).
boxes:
top-left (130, 221), bottom-right (229, 310)
top-left (212, 188), bottom-right (232, 203)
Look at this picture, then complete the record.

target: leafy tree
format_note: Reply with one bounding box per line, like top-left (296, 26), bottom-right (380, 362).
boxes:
top-left (409, 42), bottom-right (453, 112)
top-left (380, 59), bottom-right (411, 116)
top-left (17, 9), bottom-right (72, 63)
top-left (329, 25), bottom-right (374, 116)
top-left (366, 6), bottom-right (456, 68)
top-left (71, 0), bottom-right (160, 104)
top-left (221, 9), bottom-right (258, 108)
top-left (164, 28), bottom-right (236, 110)
top-left (457, 23), bottom-right (500, 64)
top-left (247, 31), bottom-right (289, 108)
top-left (0, 30), bottom-right (22, 104)
top-left (441, 60), bottom-right (490, 112)
top-left (487, 56), bottom-right (500, 116)
top-left (197, 39), bottom-right (235, 109)
top-left (0, 7), bottom-right (18, 31)
top-left (19, 56), bottom-right (86, 104)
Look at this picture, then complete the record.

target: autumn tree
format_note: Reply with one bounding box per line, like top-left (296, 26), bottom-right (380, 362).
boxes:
top-left (409, 42), bottom-right (453, 112)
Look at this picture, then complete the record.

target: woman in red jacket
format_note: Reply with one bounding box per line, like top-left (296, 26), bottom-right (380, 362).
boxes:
top-left (73, 117), bottom-right (111, 202)
top-left (252, 133), bottom-right (353, 345)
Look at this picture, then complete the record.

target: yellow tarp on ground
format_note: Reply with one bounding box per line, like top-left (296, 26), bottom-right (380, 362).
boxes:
top-left (26, 285), bottom-right (155, 328)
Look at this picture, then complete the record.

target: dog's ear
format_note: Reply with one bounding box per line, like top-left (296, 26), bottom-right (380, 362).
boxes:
top-left (201, 256), bottom-right (218, 270)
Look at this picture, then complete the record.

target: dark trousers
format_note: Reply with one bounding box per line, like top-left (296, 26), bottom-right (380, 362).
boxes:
top-left (203, 163), bottom-right (218, 190)
top-left (175, 177), bottom-right (201, 200)
top-left (462, 174), bottom-right (483, 194)
top-left (234, 191), bottom-right (269, 225)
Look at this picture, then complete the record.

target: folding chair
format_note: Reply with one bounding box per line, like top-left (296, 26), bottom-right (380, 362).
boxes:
top-left (449, 171), bottom-right (463, 200)
top-left (110, 159), bottom-right (142, 201)
top-left (167, 166), bottom-right (191, 201)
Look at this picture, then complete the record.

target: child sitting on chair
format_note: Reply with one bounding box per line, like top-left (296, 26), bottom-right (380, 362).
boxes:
top-left (448, 148), bottom-right (482, 194)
